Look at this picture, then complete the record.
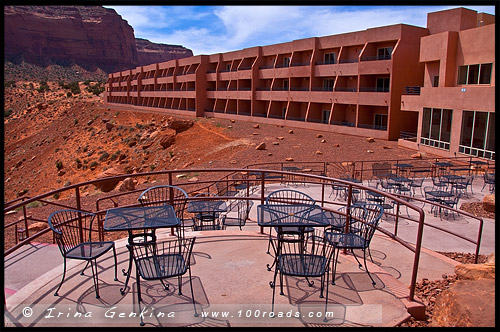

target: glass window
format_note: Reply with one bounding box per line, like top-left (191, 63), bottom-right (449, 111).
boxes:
top-left (467, 64), bottom-right (480, 84)
top-left (421, 108), bottom-right (431, 139)
top-left (430, 108), bottom-right (441, 140)
top-left (323, 78), bottom-right (335, 91)
top-left (440, 109), bottom-right (452, 143)
top-left (457, 66), bottom-right (468, 85)
top-left (377, 47), bottom-right (392, 60)
top-left (283, 79), bottom-right (289, 90)
top-left (460, 111), bottom-right (474, 146)
top-left (433, 76), bottom-right (439, 87)
top-left (472, 111), bottom-right (487, 149)
top-left (376, 78), bottom-right (390, 92)
top-left (324, 53), bottom-right (336, 64)
top-left (283, 57), bottom-right (290, 67)
top-left (486, 113), bottom-right (495, 151)
top-left (479, 63), bottom-right (492, 84)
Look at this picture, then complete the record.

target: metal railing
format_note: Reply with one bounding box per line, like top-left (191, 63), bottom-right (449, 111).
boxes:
top-left (4, 158), bottom-right (490, 302)
top-left (403, 86), bottom-right (421, 95)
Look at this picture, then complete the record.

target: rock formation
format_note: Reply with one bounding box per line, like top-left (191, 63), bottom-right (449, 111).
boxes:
top-left (4, 6), bottom-right (193, 73)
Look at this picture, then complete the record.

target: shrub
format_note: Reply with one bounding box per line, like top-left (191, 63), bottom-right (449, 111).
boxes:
top-left (55, 160), bottom-right (63, 170)
top-left (98, 151), bottom-right (109, 161)
top-left (4, 108), bottom-right (13, 118)
top-left (37, 81), bottom-right (50, 93)
top-left (89, 161), bottom-right (99, 168)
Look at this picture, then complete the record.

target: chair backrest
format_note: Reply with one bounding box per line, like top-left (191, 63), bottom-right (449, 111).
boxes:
top-left (265, 189), bottom-right (316, 205)
top-left (485, 171), bottom-right (495, 183)
top-left (231, 199), bottom-right (254, 220)
top-left (411, 177), bottom-right (425, 186)
top-left (355, 203), bottom-right (383, 246)
top-left (48, 209), bottom-right (98, 255)
top-left (337, 204), bottom-right (367, 227)
top-left (138, 185), bottom-right (188, 219)
top-left (194, 192), bottom-right (218, 198)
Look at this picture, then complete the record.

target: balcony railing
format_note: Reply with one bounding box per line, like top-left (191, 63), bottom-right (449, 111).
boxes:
top-left (290, 87), bottom-right (309, 91)
top-left (359, 87), bottom-right (389, 92)
top-left (315, 60), bottom-right (336, 65)
top-left (358, 123), bottom-right (387, 131)
top-left (335, 87), bottom-right (357, 92)
top-left (311, 87), bottom-right (334, 92)
top-left (338, 58), bottom-right (358, 64)
top-left (360, 55), bottom-right (391, 61)
top-left (290, 62), bottom-right (310, 67)
top-left (331, 120), bottom-right (355, 127)
top-left (403, 86), bottom-right (421, 95)
top-left (400, 131), bottom-right (418, 141)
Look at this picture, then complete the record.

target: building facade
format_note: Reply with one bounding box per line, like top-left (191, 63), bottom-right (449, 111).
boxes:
top-left (104, 7), bottom-right (495, 160)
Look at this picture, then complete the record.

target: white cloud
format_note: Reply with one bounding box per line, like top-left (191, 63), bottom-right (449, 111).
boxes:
top-left (107, 6), bottom-right (173, 30)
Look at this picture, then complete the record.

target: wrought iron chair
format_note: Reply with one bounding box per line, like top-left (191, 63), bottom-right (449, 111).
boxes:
top-left (270, 234), bottom-right (337, 322)
top-left (265, 189), bottom-right (316, 261)
top-left (138, 185), bottom-right (189, 237)
top-left (215, 180), bottom-right (238, 197)
top-left (48, 209), bottom-right (118, 298)
top-left (423, 186), bottom-right (441, 215)
top-left (221, 200), bottom-right (254, 230)
top-left (128, 237), bottom-right (198, 326)
top-left (431, 176), bottom-right (449, 191)
top-left (441, 192), bottom-right (462, 220)
top-left (482, 171), bottom-right (495, 193)
top-left (325, 203), bottom-right (383, 286)
top-left (408, 176), bottom-right (425, 197)
top-left (452, 175), bottom-right (473, 198)
top-left (325, 204), bottom-right (367, 234)
top-left (192, 192), bottom-right (221, 230)
top-left (328, 182), bottom-right (346, 201)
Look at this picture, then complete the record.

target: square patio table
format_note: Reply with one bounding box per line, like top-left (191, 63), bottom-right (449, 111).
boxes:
top-left (104, 205), bottom-right (180, 294)
top-left (187, 200), bottom-right (227, 230)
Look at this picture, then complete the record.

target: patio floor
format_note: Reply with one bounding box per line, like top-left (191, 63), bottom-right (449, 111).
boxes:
top-left (4, 178), bottom-right (495, 327)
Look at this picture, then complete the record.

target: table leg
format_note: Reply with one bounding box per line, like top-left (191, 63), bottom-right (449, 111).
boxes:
top-left (120, 245), bottom-right (133, 295)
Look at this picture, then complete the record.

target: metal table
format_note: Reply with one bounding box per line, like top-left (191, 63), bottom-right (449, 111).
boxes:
top-left (282, 166), bottom-right (304, 186)
top-left (104, 205), bottom-right (180, 295)
top-left (427, 190), bottom-right (454, 216)
top-left (257, 204), bottom-right (330, 270)
top-left (187, 200), bottom-right (227, 230)
top-left (394, 163), bottom-right (414, 176)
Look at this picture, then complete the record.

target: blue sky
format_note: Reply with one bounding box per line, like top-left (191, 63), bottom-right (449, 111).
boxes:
top-left (106, 5), bottom-right (495, 55)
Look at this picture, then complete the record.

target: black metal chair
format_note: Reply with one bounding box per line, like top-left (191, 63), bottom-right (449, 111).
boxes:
top-left (265, 189), bottom-right (316, 261)
top-left (408, 176), bottom-right (425, 197)
top-left (432, 176), bottom-right (449, 191)
top-left (482, 171), bottom-right (495, 193)
top-left (325, 203), bottom-right (383, 286)
top-left (48, 209), bottom-right (117, 298)
top-left (325, 204), bottom-right (367, 234)
top-left (215, 180), bottom-right (238, 197)
top-left (452, 175), bottom-right (473, 198)
top-left (221, 200), bottom-right (254, 230)
top-left (138, 185), bottom-right (189, 237)
top-left (270, 234), bottom-right (337, 322)
top-left (192, 192), bottom-right (222, 230)
top-left (128, 237), bottom-right (198, 326)
top-left (441, 192), bottom-right (462, 220)
top-left (423, 186), bottom-right (441, 215)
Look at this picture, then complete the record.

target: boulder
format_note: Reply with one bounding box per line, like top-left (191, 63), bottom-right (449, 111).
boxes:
top-left (431, 279), bottom-right (495, 327)
top-left (255, 142), bottom-right (266, 150)
top-left (253, 124), bottom-right (260, 129)
top-left (316, 134), bottom-right (323, 138)
top-left (315, 150), bottom-right (323, 155)
top-left (158, 128), bottom-right (177, 149)
top-left (483, 194), bottom-right (495, 212)
top-left (366, 137), bottom-right (375, 142)
top-left (411, 152), bottom-right (423, 159)
top-left (332, 143), bottom-right (340, 147)
top-left (166, 117), bottom-right (193, 133)
top-left (95, 165), bottom-right (128, 192)
top-left (288, 130), bottom-right (294, 134)
top-left (454, 261), bottom-right (495, 280)
top-left (285, 157), bottom-right (294, 161)
top-left (116, 177), bottom-right (136, 192)
top-left (105, 122), bottom-right (114, 131)
top-left (28, 222), bottom-right (48, 233)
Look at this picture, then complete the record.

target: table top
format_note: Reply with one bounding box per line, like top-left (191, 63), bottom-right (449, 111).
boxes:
top-left (394, 163), bottom-right (414, 168)
top-left (104, 205), bottom-right (179, 231)
top-left (257, 204), bottom-right (330, 227)
top-left (410, 169), bottom-right (431, 173)
top-left (282, 166), bottom-right (302, 171)
top-left (427, 190), bottom-right (454, 198)
top-left (388, 176), bottom-right (411, 183)
top-left (187, 200), bottom-right (228, 213)
top-left (442, 174), bottom-right (465, 180)
top-left (434, 162), bottom-right (453, 167)
top-left (470, 160), bottom-right (488, 165)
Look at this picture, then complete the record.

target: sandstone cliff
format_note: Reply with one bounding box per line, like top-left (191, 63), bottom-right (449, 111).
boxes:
top-left (136, 38), bottom-right (193, 66)
top-left (4, 5), bottom-right (193, 73)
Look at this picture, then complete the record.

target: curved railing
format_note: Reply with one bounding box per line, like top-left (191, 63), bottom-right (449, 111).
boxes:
top-left (3, 167), bottom-right (487, 302)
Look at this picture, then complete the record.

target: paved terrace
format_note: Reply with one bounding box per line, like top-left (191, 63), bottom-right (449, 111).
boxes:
top-left (4, 176), bottom-right (495, 327)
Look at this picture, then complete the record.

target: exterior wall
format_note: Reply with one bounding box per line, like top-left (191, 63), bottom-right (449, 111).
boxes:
top-left (104, 7), bottom-right (494, 159)
top-left (401, 9), bottom-right (495, 160)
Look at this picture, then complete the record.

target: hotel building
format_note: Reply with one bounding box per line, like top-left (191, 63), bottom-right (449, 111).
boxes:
top-left (104, 7), bottom-right (495, 160)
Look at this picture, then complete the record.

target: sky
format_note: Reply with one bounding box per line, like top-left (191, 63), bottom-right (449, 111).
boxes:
top-left (106, 5), bottom-right (496, 55)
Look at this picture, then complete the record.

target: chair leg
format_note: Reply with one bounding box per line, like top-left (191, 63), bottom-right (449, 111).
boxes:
top-left (54, 257), bottom-right (67, 296)
top-left (351, 248), bottom-right (363, 269)
top-left (270, 266), bottom-right (279, 313)
top-left (188, 267), bottom-right (199, 317)
top-left (90, 260), bottom-right (100, 299)
top-left (81, 261), bottom-right (90, 275)
top-left (331, 249), bottom-right (340, 285)
top-left (279, 270), bottom-right (284, 295)
top-left (136, 271), bottom-right (144, 326)
top-left (178, 275), bottom-right (183, 295)
top-left (323, 267), bottom-right (330, 322)
top-left (113, 245), bottom-right (118, 281)
top-left (363, 249), bottom-right (376, 286)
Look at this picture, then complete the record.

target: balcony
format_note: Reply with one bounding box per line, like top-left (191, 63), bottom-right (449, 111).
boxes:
top-left (403, 86), bottom-right (421, 95)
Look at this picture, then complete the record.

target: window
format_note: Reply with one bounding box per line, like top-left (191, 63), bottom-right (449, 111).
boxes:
top-left (324, 52), bottom-right (336, 64)
top-left (433, 76), bottom-right (439, 87)
top-left (283, 57), bottom-right (291, 67)
top-left (283, 79), bottom-right (289, 91)
top-left (459, 111), bottom-right (495, 160)
top-left (282, 107), bottom-right (287, 118)
top-left (420, 108), bottom-right (452, 150)
top-left (374, 114), bottom-right (388, 130)
top-left (376, 78), bottom-right (390, 92)
top-left (457, 63), bottom-right (492, 85)
top-left (322, 110), bottom-right (330, 124)
top-left (377, 47), bottom-right (392, 60)
top-left (323, 78), bottom-right (335, 91)
top-left (226, 63), bottom-right (231, 72)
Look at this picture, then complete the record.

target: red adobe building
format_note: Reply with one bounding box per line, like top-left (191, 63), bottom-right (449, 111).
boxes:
top-left (104, 7), bottom-right (495, 160)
